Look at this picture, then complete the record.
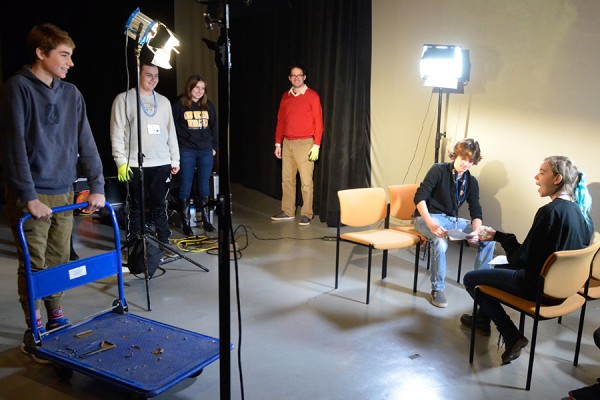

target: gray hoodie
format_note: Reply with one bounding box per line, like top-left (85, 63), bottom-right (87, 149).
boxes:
top-left (0, 66), bottom-right (104, 202)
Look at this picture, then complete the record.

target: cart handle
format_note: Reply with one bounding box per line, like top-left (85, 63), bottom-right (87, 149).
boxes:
top-left (18, 202), bottom-right (125, 344)
top-left (18, 201), bottom-right (105, 223)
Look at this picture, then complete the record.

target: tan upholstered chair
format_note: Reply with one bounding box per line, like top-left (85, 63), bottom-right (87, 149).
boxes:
top-left (335, 187), bottom-right (421, 304)
top-left (568, 232), bottom-right (600, 364)
top-left (387, 184), bottom-right (466, 292)
top-left (469, 236), bottom-right (600, 391)
top-left (579, 233), bottom-right (600, 302)
top-left (581, 246), bottom-right (600, 306)
top-left (585, 261), bottom-right (600, 299)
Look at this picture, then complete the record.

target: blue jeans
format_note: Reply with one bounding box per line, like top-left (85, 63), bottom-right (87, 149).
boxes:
top-left (178, 148), bottom-right (214, 199)
top-left (463, 267), bottom-right (525, 337)
top-left (414, 214), bottom-right (495, 291)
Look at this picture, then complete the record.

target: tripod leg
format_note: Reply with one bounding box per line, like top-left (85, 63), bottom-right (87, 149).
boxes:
top-left (148, 235), bottom-right (210, 272)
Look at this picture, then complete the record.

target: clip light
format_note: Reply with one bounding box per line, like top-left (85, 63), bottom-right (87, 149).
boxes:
top-left (124, 8), bottom-right (180, 69)
top-left (420, 44), bottom-right (463, 89)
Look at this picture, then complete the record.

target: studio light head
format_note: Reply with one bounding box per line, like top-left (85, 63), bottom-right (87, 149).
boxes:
top-left (420, 44), bottom-right (470, 90)
top-left (124, 8), bottom-right (180, 69)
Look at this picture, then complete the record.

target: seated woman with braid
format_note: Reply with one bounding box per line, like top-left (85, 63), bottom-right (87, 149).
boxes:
top-left (460, 155), bottom-right (594, 365)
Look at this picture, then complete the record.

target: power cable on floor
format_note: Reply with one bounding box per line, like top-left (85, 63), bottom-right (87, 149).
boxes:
top-left (171, 234), bottom-right (219, 253)
top-left (230, 217), bottom-right (245, 399)
top-left (169, 224), bottom-right (327, 261)
top-left (238, 224), bottom-right (325, 242)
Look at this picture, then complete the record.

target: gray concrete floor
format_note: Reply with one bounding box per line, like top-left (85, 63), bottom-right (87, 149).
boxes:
top-left (0, 183), bottom-right (599, 399)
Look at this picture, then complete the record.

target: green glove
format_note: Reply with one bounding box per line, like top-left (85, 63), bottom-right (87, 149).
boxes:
top-left (308, 145), bottom-right (320, 162)
top-left (117, 164), bottom-right (133, 182)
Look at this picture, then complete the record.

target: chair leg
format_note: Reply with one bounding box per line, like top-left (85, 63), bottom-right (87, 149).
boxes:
top-left (415, 240), bottom-right (430, 294)
top-left (469, 288), bottom-right (480, 363)
top-left (413, 244), bottom-right (422, 293)
top-left (574, 302), bottom-right (588, 366)
top-left (382, 249), bottom-right (388, 279)
top-left (526, 317), bottom-right (540, 391)
top-left (335, 237), bottom-right (340, 289)
top-left (457, 240), bottom-right (465, 283)
top-left (426, 242), bottom-right (431, 270)
top-left (366, 246), bottom-right (373, 304)
top-left (519, 313), bottom-right (526, 334)
top-left (412, 242), bottom-right (421, 293)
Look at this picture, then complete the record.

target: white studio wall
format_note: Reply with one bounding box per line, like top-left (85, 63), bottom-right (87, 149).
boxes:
top-left (372, 0), bottom-right (600, 238)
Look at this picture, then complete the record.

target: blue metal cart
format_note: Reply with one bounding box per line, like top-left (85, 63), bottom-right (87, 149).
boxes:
top-left (20, 202), bottom-right (222, 398)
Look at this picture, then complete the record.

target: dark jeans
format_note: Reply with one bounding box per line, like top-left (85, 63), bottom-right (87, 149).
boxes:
top-left (178, 148), bottom-right (214, 199)
top-left (127, 164), bottom-right (172, 243)
top-left (463, 267), bottom-right (528, 337)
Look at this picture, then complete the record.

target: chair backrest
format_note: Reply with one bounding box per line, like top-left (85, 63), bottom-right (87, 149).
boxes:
top-left (388, 184), bottom-right (419, 220)
top-left (338, 187), bottom-right (387, 227)
top-left (590, 232), bottom-right (600, 280)
top-left (542, 235), bottom-right (600, 300)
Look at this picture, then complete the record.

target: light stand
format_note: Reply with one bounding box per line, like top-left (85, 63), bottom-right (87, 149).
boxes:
top-left (420, 44), bottom-right (470, 163)
top-left (201, 2), bottom-right (233, 398)
top-left (215, 4), bottom-right (232, 399)
top-left (132, 39), bottom-right (153, 310)
top-left (434, 87), bottom-right (444, 164)
top-left (124, 9), bottom-right (208, 312)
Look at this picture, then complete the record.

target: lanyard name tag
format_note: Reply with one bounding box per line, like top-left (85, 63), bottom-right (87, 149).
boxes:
top-left (147, 124), bottom-right (160, 135)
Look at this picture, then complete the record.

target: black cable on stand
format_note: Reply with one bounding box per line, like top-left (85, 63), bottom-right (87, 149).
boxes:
top-left (132, 39), bottom-right (153, 311)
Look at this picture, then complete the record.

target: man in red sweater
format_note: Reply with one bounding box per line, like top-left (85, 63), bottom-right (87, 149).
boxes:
top-left (272, 64), bottom-right (324, 225)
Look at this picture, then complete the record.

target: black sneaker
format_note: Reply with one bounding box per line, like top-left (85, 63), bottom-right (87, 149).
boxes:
top-left (569, 382), bottom-right (600, 399)
top-left (157, 241), bottom-right (177, 258)
top-left (298, 215), bottom-right (312, 226)
top-left (501, 333), bottom-right (529, 365)
top-left (21, 343), bottom-right (51, 364)
top-left (162, 247), bottom-right (177, 258)
top-left (271, 212), bottom-right (294, 221)
top-left (460, 313), bottom-right (491, 336)
top-left (21, 330), bottom-right (50, 365)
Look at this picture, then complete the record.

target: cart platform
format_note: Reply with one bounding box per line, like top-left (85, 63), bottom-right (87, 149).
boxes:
top-left (37, 312), bottom-right (220, 396)
top-left (19, 202), bottom-right (224, 398)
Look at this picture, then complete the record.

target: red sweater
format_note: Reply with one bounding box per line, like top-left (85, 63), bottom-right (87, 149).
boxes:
top-left (275, 87), bottom-right (323, 146)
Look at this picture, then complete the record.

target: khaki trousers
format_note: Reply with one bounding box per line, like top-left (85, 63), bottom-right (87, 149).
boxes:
top-left (5, 190), bottom-right (73, 317)
top-left (281, 138), bottom-right (315, 218)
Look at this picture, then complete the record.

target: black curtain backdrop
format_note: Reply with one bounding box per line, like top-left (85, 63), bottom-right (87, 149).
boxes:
top-left (0, 1), bottom-right (372, 226)
top-left (228, 0), bottom-right (372, 226)
top-left (0, 1), bottom-right (177, 178)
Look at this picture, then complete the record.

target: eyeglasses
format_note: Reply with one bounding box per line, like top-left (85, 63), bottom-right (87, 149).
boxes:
top-left (289, 74), bottom-right (305, 78)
